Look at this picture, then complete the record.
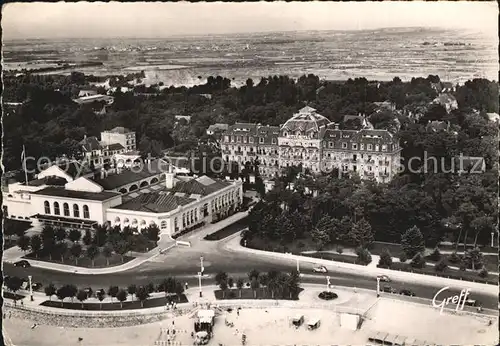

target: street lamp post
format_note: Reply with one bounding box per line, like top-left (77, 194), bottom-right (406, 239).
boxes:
top-left (491, 232), bottom-right (495, 247)
top-left (28, 275), bottom-right (34, 301)
top-left (376, 277), bottom-right (380, 298)
top-left (326, 276), bottom-right (331, 291)
top-left (296, 258), bottom-right (300, 273)
top-left (199, 256), bottom-right (204, 297)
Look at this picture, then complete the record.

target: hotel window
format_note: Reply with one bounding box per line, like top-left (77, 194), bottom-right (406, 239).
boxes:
top-left (224, 136), bottom-right (229, 142)
top-left (54, 202), bottom-right (60, 215)
top-left (375, 145), bottom-right (380, 151)
top-left (342, 142), bottom-right (347, 149)
top-left (360, 143), bottom-right (364, 150)
top-left (249, 137), bottom-right (254, 143)
top-left (271, 138), bottom-right (276, 144)
top-left (367, 144), bottom-right (373, 151)
top-left (283, 131), bottom-right (288, 137)
top-left (259, 137), bottom-right (264, 144)
top-left (231, 136), bottom-right (235, 142)
top-left (237, 136), bottom-right (241, 143)
top-left (243, 136), bottom-right (247, 143)
top-left (352, 143), bottom-right (358, 150)
top-left (44, 201), bottom-right (51, 214)
top-left (83, 205), bottom-right (90, 219)
top-left (73, 204), bottom-right (80, 218)
top-left (382, 145), bottom-right (387, 152)
top-left (329, 142), bottom-right (333, 148)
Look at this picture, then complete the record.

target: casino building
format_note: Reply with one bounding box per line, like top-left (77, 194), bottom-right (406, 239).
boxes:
top-left (3, 159), bottom-right (243, 235)
top-left (220, 106), bottom-right (401, 182)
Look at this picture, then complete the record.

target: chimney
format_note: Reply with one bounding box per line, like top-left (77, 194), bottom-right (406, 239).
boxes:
top-left (165, 165), bottom-right (176, 189)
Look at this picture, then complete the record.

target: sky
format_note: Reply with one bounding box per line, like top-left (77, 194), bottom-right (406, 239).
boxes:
top-left (2, 1), bottom-right (498, 40)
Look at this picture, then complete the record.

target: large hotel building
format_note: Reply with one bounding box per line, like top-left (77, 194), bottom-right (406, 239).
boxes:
top-left (220, 106), bottom-right (401, 183)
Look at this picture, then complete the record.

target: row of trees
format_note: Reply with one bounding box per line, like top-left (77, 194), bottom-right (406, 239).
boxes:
top-left (16, 224), bottom-right (160, 265)
top-left (215, 269), bottom-right (301, 300)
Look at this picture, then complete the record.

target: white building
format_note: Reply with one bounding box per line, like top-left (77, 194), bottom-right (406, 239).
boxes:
top-left (101, 127), bottom-right (137, 151)
top-left (3, 158), bottom-right (243, 236)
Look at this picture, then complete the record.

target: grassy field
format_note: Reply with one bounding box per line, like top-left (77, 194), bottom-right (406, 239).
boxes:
top-left (40, 294), bottom-right (188, 311)
top-left (204, 217), bottom-right (248, 241)
top-left (299, 251), bottom-right (365, 265)
top-left (214, 287), bottom-right (303, 300)
top-left (390, 262), bottom-right (497, 285)
top-left (24, 252), bottom-right (134, 268)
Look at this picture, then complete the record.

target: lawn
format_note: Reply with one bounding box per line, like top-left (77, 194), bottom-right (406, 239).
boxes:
top-left (299, 251), bottom-right (366, 265)
top-left (214, 287), bottom-right (303, 300)
top-left (4, 238), bottom-right (18, 250)
top-left (424, 253), bottom-right (498, 273)
top-left (24, 252), bottom-right (134, 268)
top-left (390, 262), bottom-right (497, 285)
top-left (4, 291), bottom-right (26, 300)
top-left (367, 241), bottom-right (403, 257)
top-left (40, 294), bottom-right (188, 311)
top-left (204, 217), bottom-right (248, 241)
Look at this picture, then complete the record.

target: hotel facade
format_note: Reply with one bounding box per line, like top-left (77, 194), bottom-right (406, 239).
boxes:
top-left (220, 106), bottom-right (401, 183)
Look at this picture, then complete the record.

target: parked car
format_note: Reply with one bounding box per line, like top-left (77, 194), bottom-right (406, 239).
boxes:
top-left (464, 299), bottom-right (479, 307)
top-left (31, 282), bottom-right (43, 291)
top-left (312, 265), bottom-right (328, 273)
top-left (376, 275), bottom-right (391, 282)
top-left (13, 260), bottom-right (30, 268)
top-left (382, 285), bottom-right (397, 294)
top-left (399, 289), bottom-right (416, 297)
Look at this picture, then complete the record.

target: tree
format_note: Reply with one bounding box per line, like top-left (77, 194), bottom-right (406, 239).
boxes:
top-left (215, 271), bottom-right (229, 286)
top-left (30, 234), bottom-right (42, 258)
top-left (66, 285), bottom-right (78, 303)
top-left (127, 284), bottom-right (137, 300)
top-left (102, 245), bottom-right (113, 266)
top-left (86, 244), bottom-right (99, 267)
top-left (136, 286), bottom-right (150, 307)
top-left (410, 253), bottom-right (426, 269)
top-left (70, 243), bottom-right (82, 265)
top-left (68, 229), bottom-right (82, 243)
top-left (5, 276), bottom-right (23, 305)
top-left (82, 229), bottom-right (92, 246)
top-left (236, 278), bottom-right (244, 298)
top-left (44, 283), bottom-right (56, 301)
top-left (378, 249), bottom-right (393, 268)
top-left (17, 235), bottom-right (30, 253)
top-left (478, 267), bottom-right (488, 278)
top-left (227, 277), bottom-right (234, 289)
top-left (463, 247), bottom-right (483, 271)
top-left (311, 216), bottom-right (332, 250)
top-left (174, 281), bottom-right (184, 301)
top-left (108, 286), bottom-right (119, 302)
top-left (116, 289), bottom-right (128, 308)
top-left (349, 218), bottom-right (374, 248)
top-left (56, 286), bottom-right (68, 307)
top-left (76, 289), bottom-right (88, 308)
top-left (250, 277), bottom-right (260, 298)
top-left (401, 226), bottom-right (425, 258)
top-left (113, 240), bottom-right (129, 263)
top-left (428, 247), bottom-right (441, 261)
top-left (435, 259), bottom-right (448, 272)
top-left (55, 227), bottom-right (67, 242)
top-left (58, 241), bottom-right (68, 262)
top-left (93, 226), bottom-right (108, 247)
top-left (96, 289), bottom-right (106, 309)
top-left (355, 247), bottom-right (372, 265)
top-left (248, 269), bottom-right (260, 282)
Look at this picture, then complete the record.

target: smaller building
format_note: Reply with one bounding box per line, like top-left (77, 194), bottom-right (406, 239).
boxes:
top-left (101, 127), bottom-right (137, 151)
top-left (207, 123), bottom-right (229, 136)
top-left (432, 93), bottom-right (458, 113)
top-left (73, 94), bottom-right (114, 105)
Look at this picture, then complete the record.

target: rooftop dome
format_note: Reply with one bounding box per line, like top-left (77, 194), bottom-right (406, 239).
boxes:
top-left (281, 106), bottom-right (331, 133)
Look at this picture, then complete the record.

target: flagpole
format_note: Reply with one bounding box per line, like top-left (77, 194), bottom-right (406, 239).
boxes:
top-left (23, 145), bottom-right (28, 185)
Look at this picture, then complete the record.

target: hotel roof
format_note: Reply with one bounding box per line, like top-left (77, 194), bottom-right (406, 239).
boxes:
top-left (32, 186), bottom-right (120, 201)
top-left (105, 126), bottom-right (132, 134)
top-left (93, 159), bottom-right (167, 190)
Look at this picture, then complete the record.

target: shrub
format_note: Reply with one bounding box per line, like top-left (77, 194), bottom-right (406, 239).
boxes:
top-left (459, 262), bottom-right (467, 271)
top-left (336, 245), bottom-right (343, 254)
top-left (435, 259), bottom-right (448, 272)
top-left (478, 268), bottom-right (488, 278)
top-left (378, 248), bottom-right (393, 268)
top-left (428, 247), bottom-right (441, 261)
top-left (448, 252), bottom-right (460, 264)
top-left (399, 252), bottom-right (407, 263)
top-left (410, 253), bottom-right (426, 268)
top-left (355, 247), bottom-right (372, 265)
top-left (318, 291), bottom-right (338, 300)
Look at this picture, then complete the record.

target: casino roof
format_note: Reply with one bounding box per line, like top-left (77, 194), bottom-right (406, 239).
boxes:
top-left (113, 192), bottom-right (194, 213)
top-left (32, 186), bottom-right (120, 201)
top-left (281, 106), bottom-right (331, 133)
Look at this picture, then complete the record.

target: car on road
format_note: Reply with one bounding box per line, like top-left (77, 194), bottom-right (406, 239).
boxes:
top-left (31, 282), bottom-right (43, 291)
top-left (376, 275), bottom-right (390, 282)
top-left (399, 289), bottom-right (416, 297)
top-left (13, 260), bottom-right (30, 268)
top-left (382, 285), bottom-right (397, 294)
top-left (312, 265), bottom-right (328, 273)
top-left (464, 299), bottom-right (479, 307)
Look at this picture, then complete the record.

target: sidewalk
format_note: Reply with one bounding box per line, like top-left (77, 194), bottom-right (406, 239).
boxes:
top-left (223, 233), bottom-right (498, 296)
